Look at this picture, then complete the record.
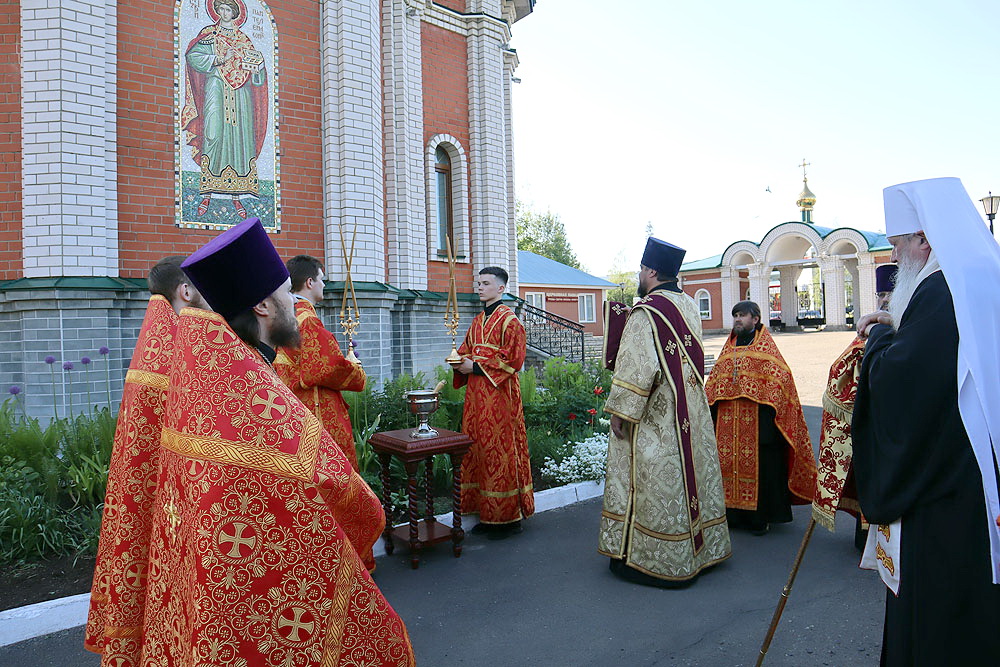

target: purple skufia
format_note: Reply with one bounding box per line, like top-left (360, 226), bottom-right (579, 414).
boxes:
top-left (8, 386), bottom-right (20, 395)
top-left (63, 362), bottom-right (74, 370)
top-left (181, 217), bottom-right (289, 319)
top-left (640, 237), bottom-right (686, 278)
top-left (875, 264), bottom-right (898, 293)
top-left (45, 356), bottom-right (56, 364)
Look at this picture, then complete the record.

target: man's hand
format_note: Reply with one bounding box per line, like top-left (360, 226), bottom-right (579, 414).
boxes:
top-left (611, 415), bottom-right (627, 439)
top-left (456, 358), bottom-right (475, 375)
top-left (857, 310), bottom-right (892, 339)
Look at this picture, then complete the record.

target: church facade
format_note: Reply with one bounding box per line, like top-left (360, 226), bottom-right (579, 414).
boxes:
top-left (680, 178), bottom-right (893, 333)
top-left (0, 0), bottom-right (535, 418)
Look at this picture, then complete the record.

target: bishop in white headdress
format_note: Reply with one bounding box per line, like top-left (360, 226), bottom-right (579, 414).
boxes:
top-left (852, 177), bottom-right (1000, 666)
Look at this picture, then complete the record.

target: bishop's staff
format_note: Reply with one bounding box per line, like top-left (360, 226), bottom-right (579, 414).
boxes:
top-left (444, 236), bottom-right (463, 366)
top-left (755, 518), bottom-right (816, 665)
top-left (338, 223), bottom-right (361, 365)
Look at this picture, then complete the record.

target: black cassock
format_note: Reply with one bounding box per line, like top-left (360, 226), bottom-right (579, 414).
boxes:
top-left (853, 271), bottom-right (1000, 666)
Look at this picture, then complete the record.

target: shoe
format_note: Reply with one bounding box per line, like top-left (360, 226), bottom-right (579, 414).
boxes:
top-left (487, 521), bottom-right (522, 540)
top-left (470, 522), bottom-right (490, 535)
top-left (749, 522), bottom-right (769, 536)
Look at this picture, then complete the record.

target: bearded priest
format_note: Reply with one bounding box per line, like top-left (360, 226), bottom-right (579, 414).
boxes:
top-left (126, 218), bottom-right (414, 666)
top-left (853, 178), bottom-right (1000, 666)
top-left (599, 237), bottom-right (731, 586)
top-left (705, 301), bottom-right (817, 535)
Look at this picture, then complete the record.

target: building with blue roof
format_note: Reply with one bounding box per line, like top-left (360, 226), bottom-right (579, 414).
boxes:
top-left (517, 250), bottom-right (618, 336)
top-left (678, 174), bottom-right (893, 332)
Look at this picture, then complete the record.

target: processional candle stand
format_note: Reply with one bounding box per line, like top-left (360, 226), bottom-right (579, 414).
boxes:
top-left (339, 224), bottom-right (362, 365)
top-left (443, 236), bottom-right (463, 367)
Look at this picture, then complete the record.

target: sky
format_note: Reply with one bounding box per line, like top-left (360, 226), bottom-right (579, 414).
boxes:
top-left (510, 0), bottom-right (1000, 276)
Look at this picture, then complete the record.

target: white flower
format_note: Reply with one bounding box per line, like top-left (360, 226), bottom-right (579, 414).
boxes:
top-left (540, 433), bottom-right (609, 483)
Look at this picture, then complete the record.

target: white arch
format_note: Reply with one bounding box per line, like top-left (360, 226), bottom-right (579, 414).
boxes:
top-left (426, 134), bottom-right (470, 261)
top-left (759, 222), bottom-right (825, 260)
top-left (824, 228), bottom-right (870, 256)
top-left (722, 240), bottom-right (761, 267)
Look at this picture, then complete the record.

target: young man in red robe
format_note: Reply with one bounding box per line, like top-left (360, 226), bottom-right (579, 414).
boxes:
top-left (274, 255), bottom-right (366, 471)
top-left (84, 257), bottom-right (207, 660)
top-left (454, 266), bottom-right (534, 539)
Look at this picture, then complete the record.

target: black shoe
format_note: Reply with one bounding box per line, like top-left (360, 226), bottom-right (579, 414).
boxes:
top-left (749, 522), bottom-right (769, 536)
top-left (487, 521), bottom-right (523, 540)
top-left (470, 522), bottom-right (490, 535)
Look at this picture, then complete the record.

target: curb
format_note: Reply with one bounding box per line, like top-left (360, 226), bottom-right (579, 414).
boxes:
top-left (0, 479), bottom-right (605, 648)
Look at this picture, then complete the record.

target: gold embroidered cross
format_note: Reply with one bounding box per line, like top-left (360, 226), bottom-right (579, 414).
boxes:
top-left (665, 340), bottom-right (677, 355)
top-left (278, 607), bottom-right (316, 642)
top-left (219, 522), bottom-right (257, 558)
top-left (206, 321), bottom-right (231, 344)
top-left (681, 418), bottom-right (690, 433)
top-left (252, 389), bottom-right (287, 419)
top-left (165, 501), bottom-right (181, 533)
top-left (684, 334), bottom-right (692, 347)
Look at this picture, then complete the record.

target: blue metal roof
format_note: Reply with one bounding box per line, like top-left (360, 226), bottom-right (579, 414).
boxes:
top-left (518, 250), bottom-right (618, 288)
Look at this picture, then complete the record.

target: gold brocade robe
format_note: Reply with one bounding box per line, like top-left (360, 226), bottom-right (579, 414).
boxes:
top-left (85, 296), bottom-right (176, 661)
top-left (138, 308), bottom-right (414, 666)
top-left (812, 336), bottom-right (867, 531)
top-left (274, 299), bottom-right (366, 471)
top-left (453, 304), bottom-right (534, 524)
top-left (599, 291), bottom-right (732, 581)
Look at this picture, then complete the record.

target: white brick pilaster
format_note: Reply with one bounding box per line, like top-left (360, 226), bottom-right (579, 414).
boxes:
top-left (820, 256), bottom-right (847, 328)
top-left (21, 0), bottom-right (118, 277)
top-left (321, 0), bottom-right (384, 283)
top-left (382, 0), bottom-right (427, 289)
top-left (503, 48), bottom-right (518, 293)
top-left (748, 263), bottom-right (769, 316)
top-left (720, 267), bottom-right (740, 327)
top-left (779, 266), bottom-right (799, 328)
top-left (858, 254), bottom-right (878, 317)
top-left (466, 14), bottom-right (512, 273)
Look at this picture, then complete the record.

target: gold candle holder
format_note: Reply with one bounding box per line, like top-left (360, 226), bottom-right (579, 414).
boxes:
top-left (444, 236), bottom-right (462, 366)
top-left (339, 224), bottom-right (362, 366)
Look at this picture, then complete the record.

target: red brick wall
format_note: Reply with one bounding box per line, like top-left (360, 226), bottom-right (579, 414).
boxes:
top-left (682, 280), bottom-right (723, 331)
top-left (0, 2), bottom-right (21, 280)
top-left (422, 22), bottom-right (472, 293)
top-left (436, 0), bottom-right (466, 12)
top-left (519, 286), bottom-right (605, 336)
top-left (117, 1), bottom-right (326, 278)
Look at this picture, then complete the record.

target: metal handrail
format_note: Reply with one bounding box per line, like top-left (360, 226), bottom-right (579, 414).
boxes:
top-left (507, 295), bottom-right (586, 362)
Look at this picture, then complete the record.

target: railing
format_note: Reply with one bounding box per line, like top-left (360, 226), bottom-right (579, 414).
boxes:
top-left (508, 295), bottom-right (586, 362)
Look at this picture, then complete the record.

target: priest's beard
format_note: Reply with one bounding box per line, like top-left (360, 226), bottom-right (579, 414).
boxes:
top-left (888, 255), bottom-right (924, 331)
top-left (268, 304), bottom-right (302, 349)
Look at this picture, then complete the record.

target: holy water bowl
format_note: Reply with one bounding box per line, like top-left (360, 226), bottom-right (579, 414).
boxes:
top-left (407, 389), bottom-right (440, 438)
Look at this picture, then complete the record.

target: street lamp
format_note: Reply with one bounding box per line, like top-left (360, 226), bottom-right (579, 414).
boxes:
top-left (980, 191), bottom-right (1000, 234)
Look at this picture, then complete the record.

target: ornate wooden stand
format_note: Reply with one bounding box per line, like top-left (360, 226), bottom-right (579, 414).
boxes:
top-left (368, 428), bottom-right (473, 569)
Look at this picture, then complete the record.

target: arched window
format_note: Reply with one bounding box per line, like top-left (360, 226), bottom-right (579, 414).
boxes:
top-left (435, 146), bottom-right (453, 251)
top-left (695, 289), bottom-right (711, 320)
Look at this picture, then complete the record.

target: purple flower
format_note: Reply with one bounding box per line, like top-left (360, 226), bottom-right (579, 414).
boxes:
top-left (8, 386), bottom-right (20, 395)
top-left (62, 362), bottom-right (74, 371)
top-left (81, 357), bottom-right (91, 365)
top-left (99, 346), bottom-right (110, 356)
top-left (44, 356), bottom-right (56, 364)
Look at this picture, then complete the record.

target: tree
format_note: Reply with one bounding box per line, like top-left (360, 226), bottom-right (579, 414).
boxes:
top-left (607, 251), bottom-right (638, 305)
top-left (516, 203), bottom-right (581, 269)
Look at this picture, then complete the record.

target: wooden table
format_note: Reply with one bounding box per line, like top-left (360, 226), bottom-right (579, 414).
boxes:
top-left (368, 428), bottom-right (473, 569)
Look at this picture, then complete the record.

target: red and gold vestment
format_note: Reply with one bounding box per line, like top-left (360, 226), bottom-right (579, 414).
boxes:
top-left (812, 337), bottom-right (867, 531)
top-left (136, 308), bottom-right (413, 666)
top-left (454, 304), bottom-right (534, 524)
top-left (274, 299), bottom-right (366, 471)
top-left (705, 326), bottom-right (817, 510)
top-left (85, 296), bottom-right (176, 661)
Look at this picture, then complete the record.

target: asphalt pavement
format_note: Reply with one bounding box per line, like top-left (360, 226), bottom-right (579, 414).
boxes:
top-left (1, 406), bottom-right (885, 666)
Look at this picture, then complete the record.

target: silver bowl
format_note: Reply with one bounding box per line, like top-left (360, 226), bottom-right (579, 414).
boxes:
top-left (407, 389), bottom-right (440, 438)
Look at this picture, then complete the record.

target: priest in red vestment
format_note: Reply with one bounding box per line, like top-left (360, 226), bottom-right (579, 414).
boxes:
top-left (454, 266), bottom-right (534, 539)
top-left (84, 257), bottom-right (208, 660)
top-left (812, 264), bottom-right (897, 546)
top-left (274, 255), bottom-right (365, 472)
top-left (705, 301), bottom-right (817, 535)
top-left (93, 218), bottom-right (414, 666)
